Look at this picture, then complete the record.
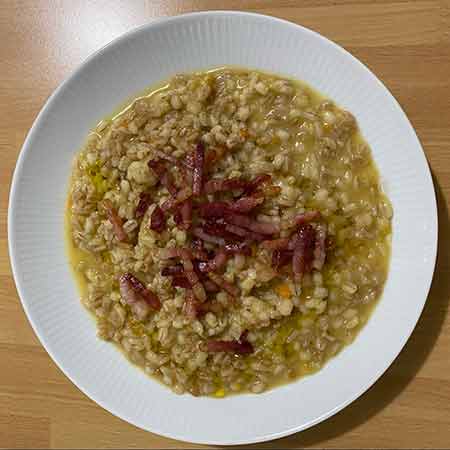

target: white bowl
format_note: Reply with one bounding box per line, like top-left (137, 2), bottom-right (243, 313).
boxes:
top-left (9, 11), bottom-right (437, 445)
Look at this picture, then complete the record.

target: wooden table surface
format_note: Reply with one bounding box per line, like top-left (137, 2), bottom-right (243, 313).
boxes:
top-left (1, 1), bottom-right (450, 448)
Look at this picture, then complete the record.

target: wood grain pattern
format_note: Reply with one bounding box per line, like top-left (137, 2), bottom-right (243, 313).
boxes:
top-left (1, 1), bottom-right (449, 448)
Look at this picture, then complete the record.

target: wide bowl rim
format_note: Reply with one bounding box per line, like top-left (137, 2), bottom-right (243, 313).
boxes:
top-left (8, 10), bottom-right (438, 446)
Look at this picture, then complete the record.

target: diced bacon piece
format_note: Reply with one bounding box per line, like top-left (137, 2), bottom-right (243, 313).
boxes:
top-left (201, 219), bottom-right (244, 241)
top-left (198, 196), bottom-right (264, 218)
top-left (198, 201), bottom-right (230, 218)
top-left (208, 249), bottom-right (228, 271)
top-left (192, 227), bottom-right (226, 246)
top-left (292, 224), bottom-right (316, 279)
top-left (161, 172), bottom-right (177, 196)
top-left (204, 148), bottom-right (218, 169)
top-left (313, 223), bottom-right (327, 270)
top-left (272, 249), bottom-right (293, 270)
top-left (191, 237), bottom-right (204, 252)
top-left (161, 187), bottom-right (192, 212)
top-left (189, 237), bottom-right (209, 260)
top-left (230, 195), bottom-right (264, 213)
top-left (200, 218), bottom-right (261, 242)
top-left (119, 273), bottom-right (161, 312)
top-left (203, 177), bottom-right (247, 194)
top-left (123, 273), bottom-right (161, 311)
top-left (197, 250), bottom-right (228, 273)
top-left (147, 159), bottom-right (165, 176)
top-left (150, 205), bottom-right (166, 232)
top-left (192, 142), bottom-right (205, 196)
top-left (191, 248), bottom-right (209, 261)
top-left (119, 273), bottom-right (141, 305)
top-left (161, 265), bottom-right (184, 277)
top-left (103, 199), bottom-right (128, 242)
top-left (224, 224), bottom-right (266, 242)
top-left (288, 231), bottom-right (302, 250)
top-left (159, 248), bottom-right (206, 302)
top-left (224, 212), bottom-right (280, 235)
top-left (178, 199), bottom-right (192, 230)
top-left (205, 331), bottom-right (253, 354)
top-left (262, 238), bottom-right (290, 250)
top-left (183, 152), bottom-right (194, 187)
top-left (147, 159), bottom-right (177, 196)
top-left (163, 266), bottom-right (209, 290)
top-left (244, 174), bottom-right (271, 194)
top-left (203, 280), bottom-right (220, 293)
top-left (173, 208), bottom-right (182, 227)
top-left (171, 276), bottom-right (191, 289)
top-left (135, 192), bottom-right (151, 219)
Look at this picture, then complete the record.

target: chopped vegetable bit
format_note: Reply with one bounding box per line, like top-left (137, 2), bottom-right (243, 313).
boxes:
top-left (276, 283), bottom-right (292, 299)
top-left (214, 388), bottom-right (226, 398)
